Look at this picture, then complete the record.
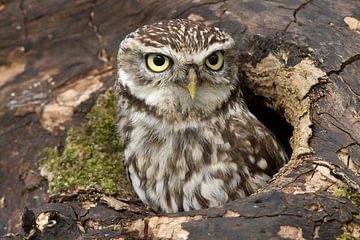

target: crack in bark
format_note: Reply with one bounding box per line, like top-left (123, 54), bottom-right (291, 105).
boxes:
top-left (337, 142), bottom-right (359, 153)
top-left (302, 78), bottom-right (328, 102)
top-left (327, 54), bottom-right (360, 75)
top-left (336, 143), bottom-right (360, 169)
top-left (326, 54), bottom-right (360, 97)
top-left (19, 0), bottom-right (29, 41)
top-left (284, 0), bottom-right (314, 32)
top-left (244, 212), bottom-right (305, 219)
top-left (313, 160), bottom-right (360, 191)
top-left (273, 167), bottom-right (314, 192)
top-left (331, 168), bottom-right (359, 190)
top-left (171, 0), bottom-right (226, 19)
top-left (317, 111), bottom-right (359, 143)
top-left (88, 0), bottom-right (110, 65)
top-left (341, 79), bottom-right (360, 98)
top-left (144, 218), bottom-right (150, 240)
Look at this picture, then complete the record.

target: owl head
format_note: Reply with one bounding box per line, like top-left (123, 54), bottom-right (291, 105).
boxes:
top-left (116, 19), bottom-right (239, 121)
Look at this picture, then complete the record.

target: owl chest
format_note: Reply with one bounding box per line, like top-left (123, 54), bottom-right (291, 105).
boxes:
top-left (125, 123), bottom-right (228, 174)
top-left (124, 122), bottom-right (244, 212)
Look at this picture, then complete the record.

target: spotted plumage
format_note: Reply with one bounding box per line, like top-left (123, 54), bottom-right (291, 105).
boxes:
top-left (115, 19), bottom-right (288, 213)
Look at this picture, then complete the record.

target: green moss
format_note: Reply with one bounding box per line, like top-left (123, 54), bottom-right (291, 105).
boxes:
top-left (40, 89), bottom-right (135, 198)
top-left (334, 186), bottom-right (360, 240)
top-left (333, 187), bottom-right (360, 214)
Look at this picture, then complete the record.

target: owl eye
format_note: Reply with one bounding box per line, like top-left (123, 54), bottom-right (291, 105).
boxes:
top-left (146, 53), bottom-right (171, 72)
top-left (205, 51), bottom-right (224, 71)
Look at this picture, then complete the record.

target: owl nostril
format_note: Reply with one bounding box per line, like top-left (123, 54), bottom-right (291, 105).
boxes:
top-left (185, 64), bottom-right (199, 73)
top-left (184, 64), bottom-right (200, 84)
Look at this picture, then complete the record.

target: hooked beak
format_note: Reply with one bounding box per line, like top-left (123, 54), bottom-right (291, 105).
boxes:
top-left (187, 68), bottom-right (198, 99)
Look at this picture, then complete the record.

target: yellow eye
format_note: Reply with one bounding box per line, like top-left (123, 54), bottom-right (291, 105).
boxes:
top-left (205, 51), bottom-right (224, 71)
top-left (146, 54), bottom-right (171, 72)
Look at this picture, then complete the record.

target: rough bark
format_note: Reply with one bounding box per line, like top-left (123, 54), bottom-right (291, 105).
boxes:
top-left (0, 0), bottom-right (359, 239)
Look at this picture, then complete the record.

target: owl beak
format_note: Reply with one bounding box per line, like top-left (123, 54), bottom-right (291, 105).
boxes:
top-left (187, 68), bottom-right (198, 99)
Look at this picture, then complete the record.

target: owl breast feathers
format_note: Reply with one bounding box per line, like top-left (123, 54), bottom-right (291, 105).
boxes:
top-left (115, 19), bottom-right (288, 213)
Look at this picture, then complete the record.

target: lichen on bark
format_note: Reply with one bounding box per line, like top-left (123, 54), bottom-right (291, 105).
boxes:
top-left (40, 89), bottom-right (135, 199)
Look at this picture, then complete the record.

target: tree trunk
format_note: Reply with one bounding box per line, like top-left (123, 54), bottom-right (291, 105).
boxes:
top-left (0, 0), bottom-right (359, 239)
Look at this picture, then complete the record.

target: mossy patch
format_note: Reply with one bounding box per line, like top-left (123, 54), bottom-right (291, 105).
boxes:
top-left (334, 186), bottom-right (360, 240)
top-left (40, 89), bottom-right (135, 198)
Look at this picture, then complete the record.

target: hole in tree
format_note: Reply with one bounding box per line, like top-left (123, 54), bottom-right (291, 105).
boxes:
top-left (242, 84), bottom-right (293, 158)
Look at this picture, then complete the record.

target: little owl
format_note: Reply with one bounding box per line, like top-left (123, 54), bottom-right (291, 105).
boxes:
top-left (115, 19), bottom-right (288, 213)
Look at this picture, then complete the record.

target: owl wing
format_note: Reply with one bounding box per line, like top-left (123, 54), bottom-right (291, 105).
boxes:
top-left (223, 112), bottom-right (289, 179)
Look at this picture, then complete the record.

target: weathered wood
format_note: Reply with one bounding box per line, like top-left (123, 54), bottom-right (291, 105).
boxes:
top-left (1, 0), bottom-right (359, 239)
top-left (17, 191), bottom-right (358, 239)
